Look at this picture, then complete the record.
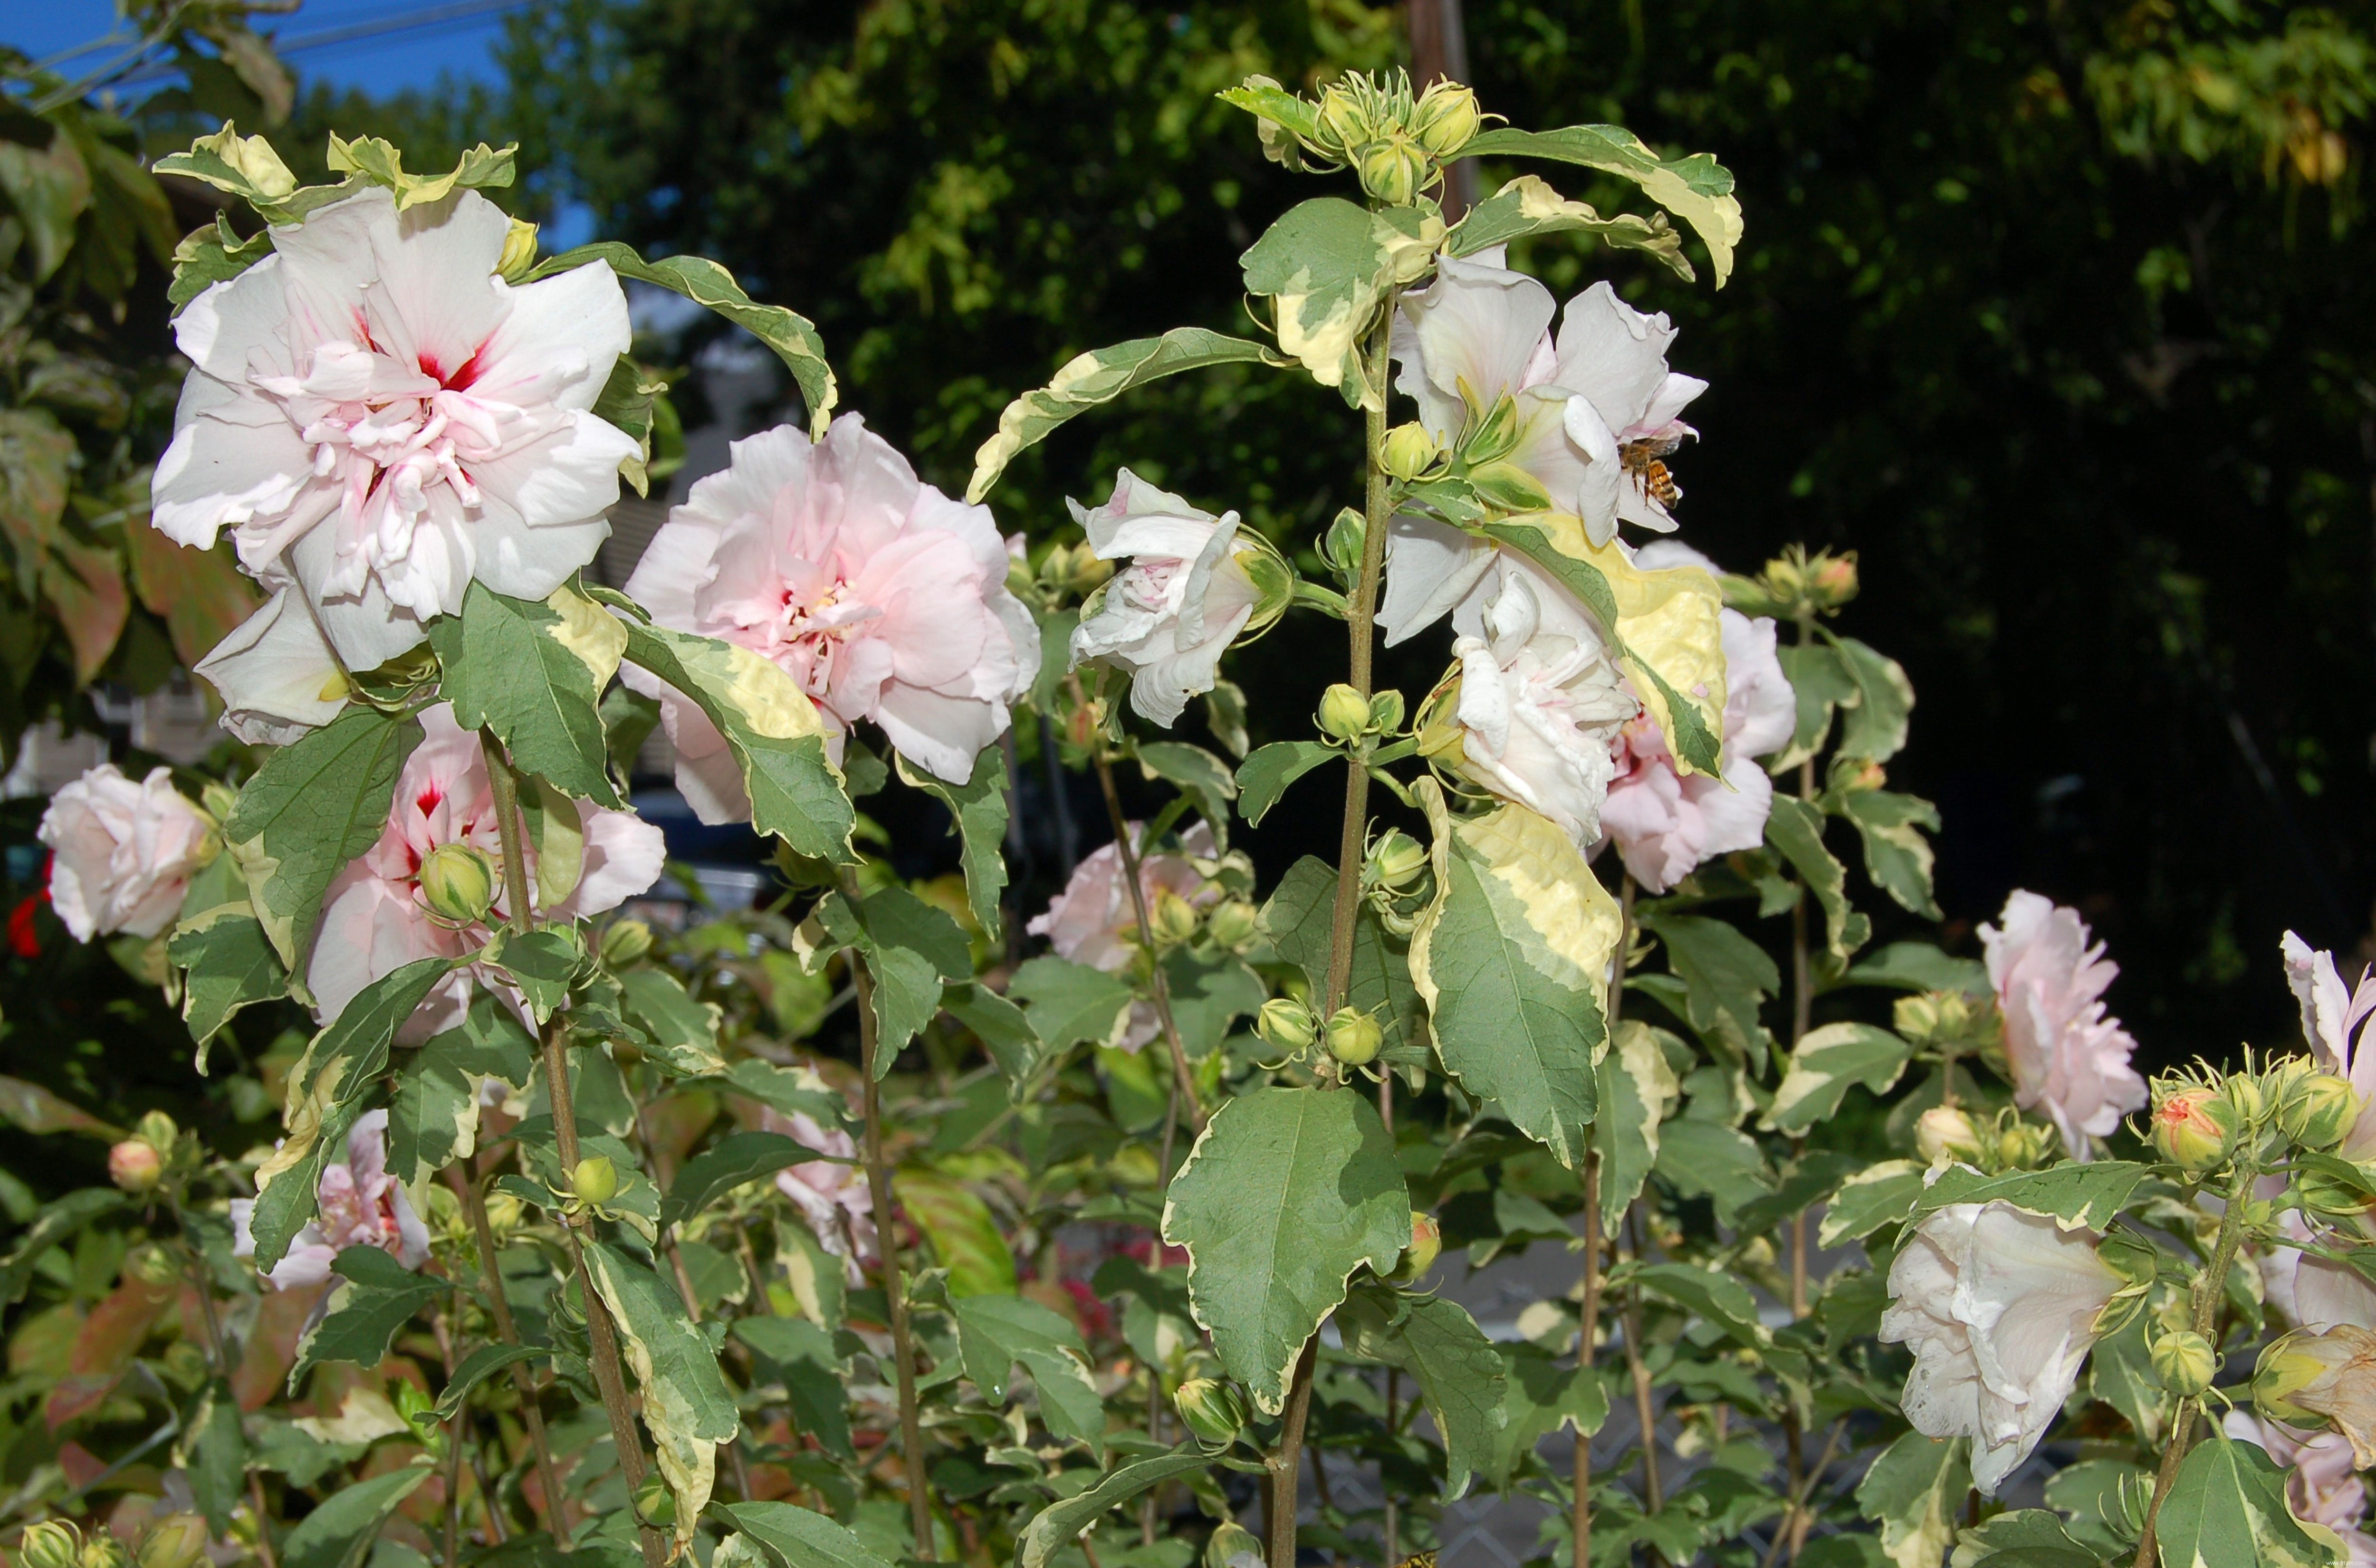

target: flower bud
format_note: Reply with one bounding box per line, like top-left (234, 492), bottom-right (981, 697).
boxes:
top-left (2150, 1329), bottom-right (2218, 1397)
top-left (134, 1517), bottom-right (207, 1568)
top-left (1389, 1210), bottom-right (1442, 1282)
top-left (1319, 683), bottom-right (1372, 742)
top-left (1175, 1377), bottom-right (1251, 1448)
top-left (1761, 552), bottom-right (1808, 603)
top-left (2254, 1329), bottom-right (2337, 1424)
top-left (1367, 829), bottom-right (1429, 892)
top-left (2223, 1069), bottom-right (2271, 1128)
top-left (571, 1155), bottom-right (619, 1207)
top-left (78, 1538), bottom-right (127, 1568)
top-left (497, 217), bottom-right (539, 283)
top-left (1914, 1105), bottom-right (1984, 1165)
top-left (128, 1243), bottom-right (181, 1287)
top-left (1356, 132), bottom-right (1429, 205)
top-left (1381, 422), bottom-right (1441, 481)
top-left (1411, 80), bottom-right (1484, 159)
top-left (199, 125), bottom-right (297, 201)
top-left (2151, 1084), bottom-right (2238, 1173)
top-left (418, 842), bottom-right (498, 927)
top-left (1368, 688), bottom-right (1406, 734)
top-left (1150, 888), bottom-right (1200, 947)
top-left (1893, 991), bottom-right (1977, 1046)
top-left (1207, 899), bottom-right (1260, 950)
top-left (1316, 83), bottom-right (1373, 157)
top-left (1204, 1521), bottom-right (1263, 1568)
top-left (2282, 1072), bottom-right (2362, 1152)
top-left (109, 1139), bottom-right (163, 1194)
top-left (599, 918), bottom-right (654, 968)
top-left (633, 1472), bottom-right (677, 1528)
top-left (1257, 997), bottom-right (1317, 1053)
top-left (1325, 1006), bottom-right (1383, 1067)
top-left (1994, 1119), bottom-right (2053, 1169)
top-left (19, 1521), bottom-right (82, 1568)
top-left (1322, 507), bottom-right (1366, 577)
top-left (1807, 552), bottom-right (1859, 608)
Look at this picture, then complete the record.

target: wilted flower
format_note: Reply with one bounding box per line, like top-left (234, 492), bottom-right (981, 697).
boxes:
top-left (152, 187), bottom-right (637, 669)
top-left (1597, 542), bottom-right (1794, 891)
top-left (1878, 1197), bottom-right (2123, 1494)
top-left (2284, 933), bottom-right (2376, 1161)
top-left (2225, 1412), bottom-right (2376, 1567)
top-left (192, 587), bottom-right (350, 745)
top-left (38, 764), bottom-right (219, 942)
top-left (2256, 1325), bottom-right (2376, 1466)
top-left (764, 1105), bottom-right (875, 1280)
top-left (1980, 891), bottom-right (2147, 1159)
top-left (1027, 822), bottom-right (1220, 1051)
top-left (231, 1109), bottom-right (429, 1289)
top-left (1432, 560), bottom-right (1638, 846)
top-left (624, 417), bottom-right (1038, 801)
top-left (309, 703), bottom-right (664, 1035)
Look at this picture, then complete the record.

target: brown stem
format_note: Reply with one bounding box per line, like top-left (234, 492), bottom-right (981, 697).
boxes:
top-left (1760, 1421), bottom-right (1846, 1568)
top-left (636, 1100), bottom-right (757, 1506)
top-left (1268, 1338), bottom-right (1322, 1568)
top-left (479, 731), bottom-right (538, 930)
top-left (1089, 749), bottom-right (1203, 1135)
top-left (177, 1221), bottom-right (276, 1568)
top-left (1383, 1367), bottom-right (1401, 1567)
top-left (1573, 1151), bottom-right (1601, 1568)
top-left (2132, 1160), bottom-right (2255, 1568)
top-left (248, 1473), bottom-right (279, 1568)
top-left (435, 1309), bottom-right (467, 1566)
top-left (445, 1166), bottom-right (566, 1539)
top-left (1620, 1209), bottom-right (1662, 1516)
top-left (845, 910), bottom-right (937, 1561)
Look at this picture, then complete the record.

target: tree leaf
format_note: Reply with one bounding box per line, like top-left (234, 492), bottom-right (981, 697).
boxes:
top-left (1460, 125), bottom-right (1744, 285)
top-left (2152, 1431), bottom-right (2347, 1568)
top-left (944, 983), bottom-right (1045, 1098)
top-left (896, 1168), bottom-right (1016, 1297)
top-left (223, 705), bottom-right (423, 976)
top-left (290, 1247), bottom-right (450, 1388)
top-left (1838, 942), bottom-right (1989, 994)
top-left (427, 581), bottom-right (622, 806)
top-left (1765, 1023), bottom-right (1913, 1133)
top-left (582, 1240), bottom-right (740, 1550)
top-left (620, 967), bottom-right (726, 1077)
top-left (897, 747), bottom-right (1010, 936)
top-left (967, 328), bottom-right (1283, 502)
top-left (1261, 855), bottom-right (1423, 1057)
top-left (386, 991), bottom-right (536, 1189)
top-left (817, 887), bottom-right (971, 1061)
top-left (1633, 1262), bottom-right (1771, 1348)
top-left (1828, 633), bottom-right (1916, 764)
top-left (1912, 1161), bottom-right (2149, 1232)
top-left (168, 854), bottom-right (287, 1061)
top-left (1652, 1118), bottom-right (1775, 1224)
top-left (1772, 641), bottom-right (1858, 772)
top-left (1764, 794), bottom-right (1869, 961)
top-left (1159, 1084), bottom-right (1410, 1414)
top-left (1, 1190), bottom-right (125, 1305)
top-left (1592, 1022), bottom-right (1680, 1232)
top-left (1447, 174), bottom-right (1693, 277)
top-left (1408, 785), bottom-right (1615, 1168)
top-left (0, 1074), bottom-right (117, 1138)
top-left (431, 1343), bottom-right (546, 1422)
top-left (661, 1131), bottom-right (833, 1233)
top-left (731, 1319), bottom-right (852, 1460)
top-left (278, 1467), bottom-right (434, 1568)
top-left (1839, 788), bottom-right (1943, 918)
top-left (1337, 1285), bottom-right (1507, 1500)
top-left (951, 1293), bottom-right (1088, 1401)
top-left (1818, 1159), bottom-right (1928, 1248)
top-left (1236, 740), bottom-right (1338, 827)
top-left (1856, 1431), bottom-right (1969, 1568)
top-left (484, 926), bottom-right (584, 1025)
top-left (1240, 197), bottom-right (1433, 404)
top-left (1635, 910), bottom-right (1780, 1069)
top-left (1137, 740), bottom-right (1237, 846)
top-left (530, 244), bottom-right (836, 434)
top-left (1014, 1450), bottom-right (1217, 1568)
top-left (1008, 956), bottom-right (1135, 1054)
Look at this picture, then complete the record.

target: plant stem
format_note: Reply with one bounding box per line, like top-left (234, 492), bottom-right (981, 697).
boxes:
top-left (176, 1218), bottom-right (278, 1568)
top-left (480, 728), bottom-right (664, 1568)
top-left (844, 894), bottom-right (938, 1561)
top-left (1090, 748), bottom-right (1203, 1143)
top-left (2131, 1160), bottom-right (2256, 1568)
top-left (1383, 1367), bottom-right (1401, 1566)
top-left (1268, 1337), bottom-right (1322, 1568)
top-left (1574, 1150), bottom-right (1601, 1568)
top-left (1789, 691), bottom-right (1817, 1322)
top-left (636, 1099), bottom-right (757, 1505)
top-left (445, 1166), bottom-right (566, 1539)
top-left (1621, 1207), bottom-right (1662, 1516)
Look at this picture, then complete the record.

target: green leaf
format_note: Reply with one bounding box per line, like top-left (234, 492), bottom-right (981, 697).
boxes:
top-left (1828, 633), bottom-right (1916, 764)
top-left (0, 1074), bottom-right (116, 1138)
top-left (1488, 1343), bottom-right (1608, 1487)
top-left (291, 1248), bottom-right (450, 1388)
top-left (1947, 1509), bottom-right (2104, 1568)
top-left (1236, 740), bottom-right (1338, 828)
top-left (1160, 1085), bottom-right (1410, 1414)
top-left (620, 967), bottom-right (726, 1076)
top-left (1635, 910), bottom-right (1779, 1068)
top-left (1592, 1022), bottom-right (1680, 1232)
top-left (1161, 951), bottom-right (1269, 1059)
top-left (1240, 197), bottom-right (1430, 404)
top-left (1633, 1262), bottom-right (1770, 1348)
top-left (530, 244), bottom-right (835, 433)
top-left (1017, 1346), bottom-right (1107, 1456)
top-left (431, 1344), bottom-right (546, 1423)
top-left (967, 328), bottom-right (1283, 502)
top-left (662, 1131), bottom-right (831, 1232)
top-left (1733, 1147), bottom-right (1867, 1239)
top-left (1137, 741), bottom-right (1237, 845)
top-left (720, 1501), bottom-right (896, 1568)
top-left (1839, 788), bottom-right (1943, 918)
top-left (1337, 1286), bottom-right (1507, 1500)
top-left (387, 992), bottom-right (536, 1189)
top-left (427, 582), bottom-right (622, 806)
top-left (1839, 942), bottom-right (1989, 995)
top-left (168, 853), bottom-right (287, 1060)
top-left (951, 1294), bottom-right (1087, 1401)
top-left (819, 887), bottom-right (971, 1061)
top-left (223, 705), bottom-right (422, 976)
top-left (1447, 174), bottom-right (1693, 278)
top-left (187, 1378), bottom-right (246, 1532)
top-left (1014, 1451), bottom-right (1217, 1568)
top-left (896, 1169), bottom-right (1016, 1297)
top-left (279, 1467), bottom-right (435, 1568)
top-left (1261, 856), bottom-right (1423, 1058)
top-left (1409, 787), bottom-right (1615, 1167)
top-left (2043, 1457), bottom-right (2152, 1559)
top-left (945, 983), bottom-right (1045, 1097)
top-left (1817, 1159), bottom-right (1928, 1248)
top-left (1912, 1161), bottom-right (2149, 1232)
top-left (2087, 1313), bottom-right (2167, 1448)
top-left (582, 1240), bottom-right (740, 1548)
top-left (1856, 1431), bottom-right (1969, 1568)
top-left (1459, 124), bottom-right (1744, 285)
top-left (1652, 1118), bottom-right (1775, 1223)
top-left (2153, 1431), bottom-right (2346, 1568)
top-left (1764, 794), bottom-right (1869, 961)
top-left (1, 1190), bottom-right (125, 1305)
top-left (897, 748), bottom-right (1010, 936)
top-left (1008, 956), bottom-right (1135, 1054)
top-left (485, 926), bottom-right (584, 1025)
top-left (1772, 642), bottom-right (1858, 772)
top-left (1765, 1023), bottom-right (1913, 1133)
top-left (614, 614), bottom-right (853, 860)
top-left (712, 1059), bottom-right (853, 1128)
top-left (731, 1319), bottom-right (852, 1460)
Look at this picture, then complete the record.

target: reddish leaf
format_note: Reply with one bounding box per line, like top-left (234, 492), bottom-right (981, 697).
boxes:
top-left (124, 522), bottom-right (260, 669)
top-left (0, 1073), bottom-right (118, 1138)
top-left (234, 1281), bottom-right (326, 1410)
top-left (47, 1271), bottom-right (175, 1429)
top-left (0, 407), bottom-right (73, 579)
top-left (45, 536), bottom-right (130, 683)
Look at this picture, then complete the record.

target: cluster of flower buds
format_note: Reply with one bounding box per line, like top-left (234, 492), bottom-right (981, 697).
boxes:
top-left (19, 1516), bottom-right (206, 1568)
top-left (1913, 1102), bottom-right (2055, 1171)
top-left (107, 1110), bottom-right (189, 1196)
top-left (1730, 545), bottom-right (1860, 621)
top-left (1893, 989), bottom-right (2001, 1054)
top-left (1254, 994), bottom-right (1386, 1073)
top-left (2148, 1055), bottom-right (2362, 1175)
top-left (1318, 683), bottom-right (1406, 746)
top-left (1250, 72), bottom-right (1485, 203)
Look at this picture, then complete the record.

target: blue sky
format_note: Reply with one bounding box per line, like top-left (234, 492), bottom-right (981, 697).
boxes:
top-left (9, 0), bottom-right (520, 97)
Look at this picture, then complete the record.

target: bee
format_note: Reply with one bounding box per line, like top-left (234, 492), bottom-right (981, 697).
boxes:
top-left (1619, 433), bottom-right (1686, 510)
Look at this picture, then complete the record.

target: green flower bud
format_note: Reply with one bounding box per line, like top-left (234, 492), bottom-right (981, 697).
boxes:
top-left (1204, 1521), bottom-right (1263, 1568)
top-left (599, 918), bottom-right (655, 968)
top-left (571, 1155), bottom-right (619, 1207)
top-left (633, 1472), bottom-right (677, 1528)
top-left (1322, 507), bottom-right (1366, 578)
top-left (1174, 1376), bottom-right (1250, 1448)
top-left (19, 1520), bottom-right (83, 1568)
top-left (1913, 1105), bottom-right (1983, 1165)
top-left (1411, 80), bottom-right (1484, 159)
top-left (1150, 888), bottom-right (1200, 947)
top-left (1368, 688), bottom-right (1406, 734)
top-left (1367, 829), bottom-right (1429, 892)
top-left (78, 1537), bottom-right (128, 1568)
top-left (2282, 1071), bottom-right (2362, 1151)
top-left (1893, 990), bottom-right (1977, 1045)
top-left (2150, 1329), bottom-right (2218, 1397)
top-left (128, 1243), bottom-right (181, 1288)
top-left (2223, 1068), bottom-right (2271, 1128)
top-left (1357, 132), bottom-right (1429, 205)
top-left (418, 842), bottom-right (498, 927)
top-left (1325, 1006), bottom-right (1383, 1067)
top-left (134, 1516), bottom-right (208, 1568)
top-left (2254, 1329), bottom-right (2337, 1425)
top-left (1807, 551), bottom-right (1860, 608)
top-left (497, 217), bottom-right (539, 283)
top-left (1389, 1210), bottom-right (1442, 1283)
top-left (1207, 899), bottom-right (1260, 950)
top-left (1381, 421), bottom-right (1442, 481)
top-left (109, 1138), bottom-right (163, 1194)
top-left (1315, 84), bottom-right (1373, 157)
top-left (2151, 1083), bottom-right (2238, 1173)
top-left (1993, 1119), bottom-right (2054, 1169)
top-left (1318, 683), bottom-right (1372, 743)
top-left (1256, 997), bottom-right (1317, 1053)
top-left (1236, 536), bottom-right (1297, 638)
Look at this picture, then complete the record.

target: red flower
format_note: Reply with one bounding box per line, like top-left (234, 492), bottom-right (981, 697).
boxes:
top-left (8, 887), bottom-right (46, 958)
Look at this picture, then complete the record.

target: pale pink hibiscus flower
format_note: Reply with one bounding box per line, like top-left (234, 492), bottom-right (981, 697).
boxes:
top-left (1980, 891), bottom-right (2147, 1159)
top-left (1028, 823), bottom-right (1220, 1051)
top-left (153, 186), bottom-right (636, 671)
top-left (764, 1105), bottom-right (876, 1281)
top-left (38, 765), bottom-right (218, 941)
top-left (230, 1110), bottom-right (428, 1290)
top-left (307, 703), bottom-right (664, 1037)
top-left (623, 416), bottom-right (1038, 807)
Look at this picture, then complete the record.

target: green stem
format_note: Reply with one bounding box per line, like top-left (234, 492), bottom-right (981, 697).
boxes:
top-left (2130, 1160), bottom-right (2256, 1568)
top-left (1091, 747), bottom-right (1203, 1142)
top-left (444, 1166), bottom-right (567, 1541)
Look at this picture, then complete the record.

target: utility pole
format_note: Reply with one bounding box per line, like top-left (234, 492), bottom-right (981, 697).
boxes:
top-left (1408, 0), bottom-right (1477, 219)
